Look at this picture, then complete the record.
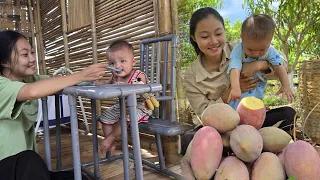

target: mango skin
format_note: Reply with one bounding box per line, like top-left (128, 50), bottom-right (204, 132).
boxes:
top-left (230, 125), bottom-right (263, 162)
top-left (251, 152), bottom-right (286, 180)
top-left (214, 156), bottom-right (249, 180)
top-left (201, 103), bottom-right (240, 133)
top-left (284, 140), bottom-right (320, 180)
top-left (190, 126), bottom-right (223, 180)
top-left (259, 127), bottom-right (291, 153)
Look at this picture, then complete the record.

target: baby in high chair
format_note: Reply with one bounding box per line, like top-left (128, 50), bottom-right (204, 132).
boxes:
top-left (95, 40), bottom-right (158, 153)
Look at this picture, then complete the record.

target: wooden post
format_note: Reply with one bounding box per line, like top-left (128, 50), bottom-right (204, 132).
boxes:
top-left (158, 0), bottom-right (172, 35)
top-left (27, 0), bottom-right (35, 48)
top-left (60, 0), bottom-right (69, 68)
top-left (34, 0), bottom-right (46, 75)
top-left (152, 0), bottom-right (159, 36)
top-left (89, 0), bottom-right (102, 129)
top-left (171, 0), bottom-right (191, 124)
top-left (157, 0), bottom-right (181, 165)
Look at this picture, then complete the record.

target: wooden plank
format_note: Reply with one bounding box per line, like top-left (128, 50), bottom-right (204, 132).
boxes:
top-left (36, 127), bottom-right (182, 179)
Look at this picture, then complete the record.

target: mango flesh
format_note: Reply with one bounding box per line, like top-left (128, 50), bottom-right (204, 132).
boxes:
top-left (191, 126), bottom-right (223, 180)
top-left (251, 152), bottom-right (286, 180)
top-left (230, 125), bottom-right (263, 162)
top-left (284, 140), bottom-right (320, 180)
top-left (259, 127), bottom-right (291, 153)
top-left (201, 103), bottom-right (240, 133)
top-left (214, 156), bottom-right (249, 180)
top-left (236, 96), bottom-right (266, 129)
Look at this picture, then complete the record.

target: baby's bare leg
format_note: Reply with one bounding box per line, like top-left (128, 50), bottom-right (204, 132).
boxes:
top-left (100, 122), bottom-right (122, 153)
top-left (100, 124), bottom-right (116, 153)
top-left (102, 124), bottom-right (113, 137)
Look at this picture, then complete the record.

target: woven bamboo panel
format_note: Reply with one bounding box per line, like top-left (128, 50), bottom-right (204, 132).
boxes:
top-left (68, 0), bottom-right (90, 31)
top-left (39, 0), bottom-right (157, 121)
top-left (299, 60), bottom-right (320, 143)
top-left (0, 0), bottom-right (30, 36)
top-left (95, 0), bottom-right (156, 111)
top-left (39, 0), bottom-right (63, 74)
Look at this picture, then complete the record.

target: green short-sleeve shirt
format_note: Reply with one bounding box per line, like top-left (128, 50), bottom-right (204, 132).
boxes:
top-left (0, 74), bottom-right (49, 160)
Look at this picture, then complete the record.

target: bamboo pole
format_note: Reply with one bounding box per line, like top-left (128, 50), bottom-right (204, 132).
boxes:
top-left (89, 0), bottom-right (102, 128)
top-left (37, 0), bottom-right (47, 74)
top-left (60, 0), bottom-right (69, 68)
top-left (153, 0), bottom-right (159, 36)
top-left (27, 0), bottom-right (35, 49)
top-left (157, 0), bottom-right (178, 165)
top-left (34, 0), bottom-right (46, 74)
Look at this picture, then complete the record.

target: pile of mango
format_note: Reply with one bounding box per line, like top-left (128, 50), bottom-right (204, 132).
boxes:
top-left (185, 97), bottom-right (320, 180)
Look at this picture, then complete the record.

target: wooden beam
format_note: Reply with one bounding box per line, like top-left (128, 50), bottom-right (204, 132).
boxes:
top-left (89, 0), bottom-right (102, 129)
top-left (60, 0), bottom-right (70, 68)
top-left (27, 0), bottom-right (35, 48)
top-left (157, 0), bottom-right (180, 165)
top-left (152, 0), bottom-right (159, 36)
top-left (158, 0), bottom-right (172, 35)
top-left (34, 0), bottom-right (46, 75)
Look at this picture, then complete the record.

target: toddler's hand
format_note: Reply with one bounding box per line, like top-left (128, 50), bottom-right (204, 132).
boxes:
top-left (228, 88), bottom-right (241, 103)
top-left (276, 86), bottom-right (295, 103)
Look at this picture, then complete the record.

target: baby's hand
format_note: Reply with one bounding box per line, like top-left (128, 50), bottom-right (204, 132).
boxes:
top-left (228, 88), bottom-right (242, 103)
top-left (276, 86), bottom-right (295, 103)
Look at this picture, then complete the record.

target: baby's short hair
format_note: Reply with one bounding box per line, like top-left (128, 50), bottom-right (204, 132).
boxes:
top-left (241, 14), bottom-right (276, 40)
top-left (106, 40), bottom-right (133, 54)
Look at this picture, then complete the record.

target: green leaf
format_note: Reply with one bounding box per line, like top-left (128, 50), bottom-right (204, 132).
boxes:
top-left (288, 176), bottom-right (297, 180)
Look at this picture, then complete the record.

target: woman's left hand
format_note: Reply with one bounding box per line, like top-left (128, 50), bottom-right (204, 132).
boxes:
top-left (241, 61), bottom-right (260, 78)
top-left (241, 60), bottom-right (269, 78)
top-left (240, 76), bottom-right (258, 93)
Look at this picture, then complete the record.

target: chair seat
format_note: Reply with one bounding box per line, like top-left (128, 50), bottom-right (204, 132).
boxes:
top-left (139, 118), bottom-right (193, 136)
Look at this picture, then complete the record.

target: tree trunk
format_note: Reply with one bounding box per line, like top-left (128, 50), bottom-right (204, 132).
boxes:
top-left (288, 71), bottom-right (294, 92)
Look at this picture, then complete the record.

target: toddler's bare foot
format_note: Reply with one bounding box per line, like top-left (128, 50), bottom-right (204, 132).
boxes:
top-left (100, 135), bottom-right (116, 153)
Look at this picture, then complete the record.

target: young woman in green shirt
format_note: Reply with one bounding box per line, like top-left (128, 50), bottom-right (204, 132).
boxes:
top-left (0, 30), bottom-right (106, 180)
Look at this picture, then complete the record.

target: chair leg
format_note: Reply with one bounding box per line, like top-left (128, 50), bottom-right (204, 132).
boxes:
top-left (106, 151), bottom-right (111, 159)
top-left (155, 133), bottom-right (166, 170)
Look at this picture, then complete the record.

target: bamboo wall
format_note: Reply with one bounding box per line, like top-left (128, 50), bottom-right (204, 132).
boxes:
top-left (36, 0), bottom-right (159, 123)
top-left (34, 0), bottom-right (181, 164)
top-left (0, 0), bottom-right (31, 38)
top-left (299, 60), bottom-right (320, 144)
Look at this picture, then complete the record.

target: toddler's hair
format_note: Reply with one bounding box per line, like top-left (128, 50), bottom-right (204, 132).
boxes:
top-left (106, 40), bottom-right (133, 54)
top-left (241, 14), bottom-right (276, 40)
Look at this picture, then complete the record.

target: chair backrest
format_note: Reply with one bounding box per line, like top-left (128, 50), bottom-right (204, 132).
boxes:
top-left (139, 35), bottom-right (178, 122)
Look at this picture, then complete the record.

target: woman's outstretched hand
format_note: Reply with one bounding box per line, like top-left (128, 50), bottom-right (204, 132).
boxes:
top-left (78, 63), bottom-right (107, 82)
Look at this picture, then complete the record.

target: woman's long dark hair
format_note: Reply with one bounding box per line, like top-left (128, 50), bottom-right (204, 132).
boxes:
top-left (0, 30), bottom-right (27, 75)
